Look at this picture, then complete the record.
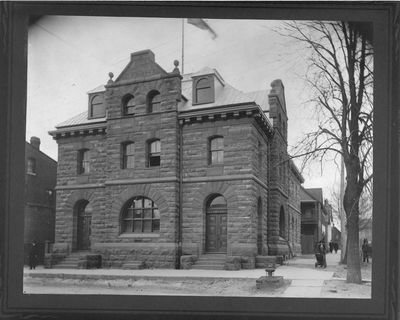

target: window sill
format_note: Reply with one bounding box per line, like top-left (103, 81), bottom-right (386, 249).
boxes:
top-left (119, 233), bottom-right (160, 238)
top-left (27, 172), bottom-right (36, 176)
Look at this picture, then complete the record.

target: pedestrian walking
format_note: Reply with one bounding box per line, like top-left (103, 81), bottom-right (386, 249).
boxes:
top-left (329, 240), bottom-right (333, 253)
top-left (333, 242), bottom-right (338, 253)
top-left (29, 241), bottom-right (38, 270)
top-left (362, 238), bottom-right (370, 263)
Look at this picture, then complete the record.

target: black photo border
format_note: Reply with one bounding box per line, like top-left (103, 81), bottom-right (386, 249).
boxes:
top-left (0, 2), bottom-right (398, 320)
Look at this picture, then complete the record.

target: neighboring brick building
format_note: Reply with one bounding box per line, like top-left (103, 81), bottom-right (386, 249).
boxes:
top-left (49, 49), bottom-right (303, 269)
top-left (24, 137), bottom-right (57, 264)
top-left (300, 188), bottom-right (331, 254)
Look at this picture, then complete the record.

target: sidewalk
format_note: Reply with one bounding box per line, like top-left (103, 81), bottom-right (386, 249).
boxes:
top-left (23, 254), bottom-right (338, 297)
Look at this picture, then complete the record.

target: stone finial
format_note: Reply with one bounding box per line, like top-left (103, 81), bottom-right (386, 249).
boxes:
top-left (107, 72), bottom-right (114, 84)
top-left (173, 60), bottom-right (180, 74)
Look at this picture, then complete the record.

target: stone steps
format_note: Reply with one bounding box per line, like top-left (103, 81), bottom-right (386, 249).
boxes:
top-left (53, 251), bottom-right (90, 269)
top-left (192, 254), bottom-right (226, 270)
top-left (122, 261), bottom-right (145, 270)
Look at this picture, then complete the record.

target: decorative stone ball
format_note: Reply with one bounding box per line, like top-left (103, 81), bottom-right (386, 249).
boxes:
top-left (108, 72), bottom-right (114, 79)
top-left (174, 60), bottom-right (179, 67)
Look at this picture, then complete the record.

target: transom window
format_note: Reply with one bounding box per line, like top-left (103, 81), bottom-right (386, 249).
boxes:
top-left (193, 76), bottom-right (214, 105)
top-left (27, 158), bottom-right (36, 174)
top-left (147, 90), bottom-right (161, 113)
top-left (148, 140), bottom-right (161, 167)
top-left (209, 136), bottom-right (224, 164)
top-left (78, 149), bottom-right (90, 174)
top-left (90, 95), bottom-right (105, 118)
top-left (121, 197), bottom-right (160, 234)
top-left (122, 142), bottom-right (135, 169)
top-left (123, 94), bottom-right (135, 115)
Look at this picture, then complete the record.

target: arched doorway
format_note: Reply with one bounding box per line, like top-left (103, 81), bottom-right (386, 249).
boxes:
top-left (75, 200), bottom-right (92, 251)
top-left (205, 195), bottom-right (227, 253)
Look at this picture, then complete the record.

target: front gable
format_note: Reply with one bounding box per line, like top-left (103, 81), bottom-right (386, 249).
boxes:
top-left (114, 50), bottom-right (168, 84)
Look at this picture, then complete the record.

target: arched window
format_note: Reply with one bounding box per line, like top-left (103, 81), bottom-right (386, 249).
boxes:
top-left (279, 206), bottom-right (286, 238)
top-left (122, 94), bottom-right (135, 115)
top-left (193, 76), bottom-right (214, 105)
top-left (78, 149), bottom-right (90, 174)
top-left (122, 142), bottom-right (135, 169)
top-left (120, 196), bottom-right (160, 234)
top-left (147, 90), bottom-right (161, 113)
top-left (209, 136), bottom-right (224, 165)
top-left (148, 139), bottom-right (161, 167)
top-left (90, 95), bottom-right (105, 118)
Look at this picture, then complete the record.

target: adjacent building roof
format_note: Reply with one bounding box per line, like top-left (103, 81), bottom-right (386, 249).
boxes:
top-left (300, 187), bottom-right (323, 203)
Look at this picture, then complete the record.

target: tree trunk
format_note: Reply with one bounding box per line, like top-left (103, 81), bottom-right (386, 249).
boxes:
top-left (343, 175), bottom-right (362, 283)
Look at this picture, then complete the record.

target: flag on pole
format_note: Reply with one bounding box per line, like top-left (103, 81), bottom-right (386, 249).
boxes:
top-left (187, 18), bottom-right (217, 39)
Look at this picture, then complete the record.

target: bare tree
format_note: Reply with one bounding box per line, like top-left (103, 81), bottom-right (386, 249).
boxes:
top-left (281, 21), bottom-right (373, 283)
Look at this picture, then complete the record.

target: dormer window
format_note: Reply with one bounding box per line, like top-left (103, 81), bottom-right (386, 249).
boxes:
top-left (89, 95), bottom-right (105, 118)
top-left (147, 90), bottom-right (161, 113)
top-left (122, 94), bottom-right (135, 115)
top-left (193, 76), bottom-right (214, 105)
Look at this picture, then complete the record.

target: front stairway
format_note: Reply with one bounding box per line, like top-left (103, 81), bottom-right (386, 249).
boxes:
top-left (191, 254), bottom-right (226, 270)
top-left (53, 251), bottom-right (90, 269)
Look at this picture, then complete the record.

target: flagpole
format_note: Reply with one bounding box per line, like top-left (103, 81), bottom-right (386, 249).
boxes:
top-left (181, 18), bottom-right (184, 75)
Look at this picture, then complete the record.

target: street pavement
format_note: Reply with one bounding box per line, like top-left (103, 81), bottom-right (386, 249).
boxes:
top-left (24, 251), bottom-right (344, 297)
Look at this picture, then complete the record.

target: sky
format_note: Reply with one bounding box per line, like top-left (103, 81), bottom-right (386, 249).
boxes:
top-left (27, 16), bottom-right (346, 203)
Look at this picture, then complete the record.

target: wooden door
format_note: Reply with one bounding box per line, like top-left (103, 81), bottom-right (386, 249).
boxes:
top-left (77, 208), bottom-right (91, 250)
top-left (206, 213), bottom-right (227, 253)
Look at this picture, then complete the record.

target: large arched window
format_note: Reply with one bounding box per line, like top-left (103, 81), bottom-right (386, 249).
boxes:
top-left (147, 90), bottom-right (161, 113)
top-left (122, 94), bottom-right (135, 115)
top-left (148, 139), bottom-right (161, 167)
top-left (279, 206), bottom-right (286, 238)
top-left (122, 142), bottom-right (135, 169)
top-left (120, 197), bottom-right (160, 234)
top-left (209, 136), bottom-right (224, 165)
top-left (90, 95), bottom-right (105, 118)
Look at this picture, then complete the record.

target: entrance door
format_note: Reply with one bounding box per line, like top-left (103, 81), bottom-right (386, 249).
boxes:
top-left (206, 213), bottom-right (227, 252)
top-left (76, 201), bottom-right (92, 250)
top-left (205, 195), bottom-right (227, 253)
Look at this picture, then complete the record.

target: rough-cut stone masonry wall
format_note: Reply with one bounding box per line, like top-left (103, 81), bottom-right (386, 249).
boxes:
top-left (181, 117), bottom-right (269, 262)
top-left (56, 134), bottom-right (107, 186)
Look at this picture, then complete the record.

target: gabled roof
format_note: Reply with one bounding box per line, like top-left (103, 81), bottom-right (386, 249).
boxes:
top-left (300, 187), bottom-right (323, 203)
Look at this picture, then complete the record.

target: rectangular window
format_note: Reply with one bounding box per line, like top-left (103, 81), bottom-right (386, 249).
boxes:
top-left (210, 137), bottom-right (224, 164)
top-left (78, 150), bottom-right (90, 174)
top-left (27, 158), bottom-right (36, 174)
top-left (122, 143), bottom-right (135, 169)
top-left (149, 140), bottom-right (161, 167)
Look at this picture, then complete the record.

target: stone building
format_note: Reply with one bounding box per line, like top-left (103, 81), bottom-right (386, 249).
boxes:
top-left (24, 137), bottom-right (57, 264)
top-left (300, 187), bottom-right (331, 254)
top-left (49, 49), bottom-right (303, 269)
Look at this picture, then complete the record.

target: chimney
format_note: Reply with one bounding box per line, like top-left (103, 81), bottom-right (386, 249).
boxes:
top-left (30, 136), bottom-right (41, 150)
top-left (130, 49), bottom-right (155, 63)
